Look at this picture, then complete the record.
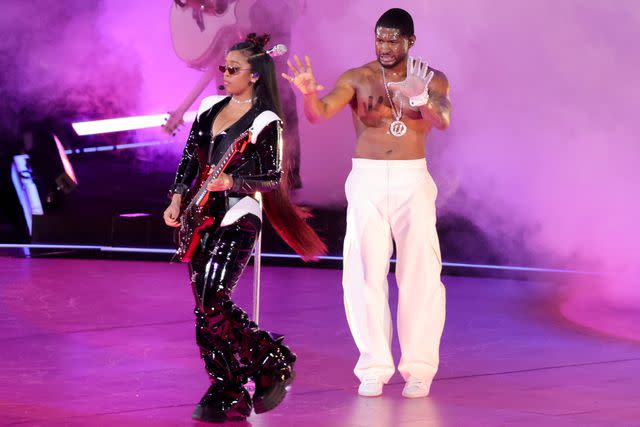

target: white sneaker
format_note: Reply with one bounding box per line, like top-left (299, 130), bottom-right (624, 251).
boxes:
top-left (358, 378), bottom-right (384, 397)
top-left (402, 377), bottom-right (431, 398)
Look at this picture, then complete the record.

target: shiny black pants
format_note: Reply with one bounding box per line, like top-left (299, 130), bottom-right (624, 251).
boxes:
top-left (188, 214), bottom-right (295, 420)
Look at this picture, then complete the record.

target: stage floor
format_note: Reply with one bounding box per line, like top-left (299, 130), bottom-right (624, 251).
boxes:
top-left (1, 256), bottom-right (639, 426)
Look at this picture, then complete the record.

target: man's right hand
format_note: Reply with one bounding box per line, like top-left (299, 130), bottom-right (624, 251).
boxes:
top-left (282, 55), bottom-right (325, 95)
top-left (163, 199), bottom-right (181, 228)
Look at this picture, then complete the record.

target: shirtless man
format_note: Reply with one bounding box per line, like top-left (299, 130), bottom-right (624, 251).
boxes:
top-left (283, 8), bottom-right (451, 398)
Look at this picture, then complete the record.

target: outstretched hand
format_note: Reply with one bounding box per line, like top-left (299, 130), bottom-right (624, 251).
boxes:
top-left (281, 54), bottom-right (325, 95)
top-left (386, 56), bottom-right (434, 100)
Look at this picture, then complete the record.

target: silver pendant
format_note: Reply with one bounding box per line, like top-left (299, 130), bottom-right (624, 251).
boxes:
top-left (389, 120), bottom-right (407, 137)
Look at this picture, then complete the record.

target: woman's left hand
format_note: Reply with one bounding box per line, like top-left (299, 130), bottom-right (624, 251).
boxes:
top-left (206, 172), bottom-right (234, 192)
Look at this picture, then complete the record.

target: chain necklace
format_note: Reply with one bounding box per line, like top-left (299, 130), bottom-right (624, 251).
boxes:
top-left (231, 96), bottom-right (255, 104)
top-left (381, 65), bottom-right (407, 137)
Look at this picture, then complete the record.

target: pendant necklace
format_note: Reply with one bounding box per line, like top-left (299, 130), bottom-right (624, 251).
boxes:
top-left (381, 65), bottom-right (407, 137)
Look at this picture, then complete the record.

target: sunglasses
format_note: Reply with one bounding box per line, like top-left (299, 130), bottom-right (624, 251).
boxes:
top-left (218, 65), bottom-right (250, 75)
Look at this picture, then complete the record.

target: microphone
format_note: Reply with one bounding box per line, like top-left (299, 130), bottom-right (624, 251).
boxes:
top-left (267, 44), bottom-right (288, 58)
top-left (218, 85), bottom-right (225, 91)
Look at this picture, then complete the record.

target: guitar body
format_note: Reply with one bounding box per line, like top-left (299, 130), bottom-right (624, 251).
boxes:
top-left (175, 208), bottom-right (214, 263)
top-left (175, 174), bottom-right (227, 263)
top-left (169, 0), bottom-right (256, 69)
top-left (175, 203), bottom-right (218, 263)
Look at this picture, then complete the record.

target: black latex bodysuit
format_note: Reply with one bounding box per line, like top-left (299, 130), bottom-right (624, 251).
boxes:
top-left (169, 97), bottom-right (295, 421)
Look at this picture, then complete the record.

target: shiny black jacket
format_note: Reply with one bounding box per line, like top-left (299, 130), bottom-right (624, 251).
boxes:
top-left (170, 97), bottom-right (283, 198)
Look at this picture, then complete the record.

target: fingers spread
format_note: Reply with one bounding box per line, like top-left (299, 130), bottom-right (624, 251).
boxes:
top-left (407, 56), bottom-right (415, 74)
top-left (425, 70), bottom-right (435, 86)
top-left (421, 61), bottom-right (430, 79)
top-left (419, 58), bottom-right (428, 77)
top-left (287, 60), bottom-right (300, 76)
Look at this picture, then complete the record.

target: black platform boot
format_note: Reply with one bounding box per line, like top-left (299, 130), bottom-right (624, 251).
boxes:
top-left (192, 378), bottom-right (252, 422)
top-left (201, 298), bottom-right (298, 414)
top-left (191, 308), bottom-right (253, 423)
top-left (220, 302), bottom-right (297, 414)
top-left (248, 332), bottom-right (297, 414)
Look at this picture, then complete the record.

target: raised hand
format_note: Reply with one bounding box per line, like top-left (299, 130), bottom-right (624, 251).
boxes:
top-left (281, 54), bottom-right (325, 95)
top-left (387, 56), bottom-right (434, 102)
top-left (162, 110), bottom-right (185, 136)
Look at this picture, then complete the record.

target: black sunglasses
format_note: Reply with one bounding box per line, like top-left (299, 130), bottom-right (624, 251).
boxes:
top-left (218, 65), bottom-right (250, 75)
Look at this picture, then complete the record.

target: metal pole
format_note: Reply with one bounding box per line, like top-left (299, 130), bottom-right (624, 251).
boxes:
top-left (252, 192), bottom-right (263, 324)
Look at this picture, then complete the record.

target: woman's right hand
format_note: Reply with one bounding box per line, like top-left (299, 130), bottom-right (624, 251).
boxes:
top-left (163, 198), bottom-right (181, 227)
top-left (282, 54), bottom-right (325, 95)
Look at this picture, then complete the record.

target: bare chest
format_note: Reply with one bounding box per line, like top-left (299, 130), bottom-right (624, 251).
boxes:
top-left (351, 75), bottom-right (422, 127)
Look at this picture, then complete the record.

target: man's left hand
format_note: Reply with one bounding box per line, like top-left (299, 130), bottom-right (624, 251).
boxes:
top-left (387, 56), bottom-right (434, 104)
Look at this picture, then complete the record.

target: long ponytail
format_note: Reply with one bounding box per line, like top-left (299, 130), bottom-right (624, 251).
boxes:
top-left (263, 175), bottom-right (327, 262)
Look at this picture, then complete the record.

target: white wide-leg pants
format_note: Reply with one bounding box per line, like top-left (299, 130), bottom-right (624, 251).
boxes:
top-left (342, 158), bottom-right (446, 384)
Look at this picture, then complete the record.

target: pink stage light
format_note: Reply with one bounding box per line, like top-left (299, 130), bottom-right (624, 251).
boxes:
top-left (118, 213), bottom-right (151, 218)
top-left (72, 112), bottom-right (197, 136)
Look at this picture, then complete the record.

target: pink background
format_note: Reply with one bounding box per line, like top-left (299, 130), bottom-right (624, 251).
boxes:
top-left (2, 1), bottom-right (638, 296)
